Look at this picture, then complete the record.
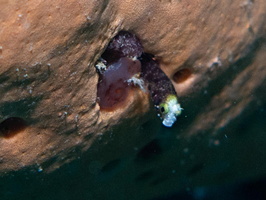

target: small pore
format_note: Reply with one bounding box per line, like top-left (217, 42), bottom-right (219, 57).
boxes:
top-left (173, 68), bottom-right (192, 84)
top-left (0, 117), bottom-right (27, 138)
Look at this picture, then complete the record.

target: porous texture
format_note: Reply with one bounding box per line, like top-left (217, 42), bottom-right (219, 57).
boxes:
top-left (0, 0), bottom-right (266, 199)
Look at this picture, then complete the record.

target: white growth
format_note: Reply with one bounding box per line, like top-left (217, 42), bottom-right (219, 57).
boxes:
top-left (130, 56), bottom-right (138, 61)
top-left (127, 76), bottom-right (146, 92)
top-left (95, 61), bottom-right (107, 73)
top-left (209, 56), bottom-right (222, 68)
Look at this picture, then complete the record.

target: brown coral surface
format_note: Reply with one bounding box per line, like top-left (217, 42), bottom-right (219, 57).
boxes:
top-left (0, 0), bottom-right (266, 199)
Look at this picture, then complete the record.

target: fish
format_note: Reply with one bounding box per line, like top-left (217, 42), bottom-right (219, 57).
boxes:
top-left (95, 31), bottom-right (182, 127)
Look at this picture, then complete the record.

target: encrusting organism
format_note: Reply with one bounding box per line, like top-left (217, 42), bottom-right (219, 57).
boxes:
top-left (95, 31), bottom-right (182, 127)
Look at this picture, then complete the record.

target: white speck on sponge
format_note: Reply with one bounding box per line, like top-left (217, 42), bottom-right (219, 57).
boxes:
top-left (127, 76), bottom-right (146, 92)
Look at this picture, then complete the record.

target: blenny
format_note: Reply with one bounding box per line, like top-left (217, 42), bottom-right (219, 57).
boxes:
top-left (95, 31), bottom-right (182, 127)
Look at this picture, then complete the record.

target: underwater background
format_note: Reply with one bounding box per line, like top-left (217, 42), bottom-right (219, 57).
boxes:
top-left (0, 39), bottom-right (266, 200)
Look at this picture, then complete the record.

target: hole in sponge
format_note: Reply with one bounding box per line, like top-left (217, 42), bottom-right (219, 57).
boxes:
top-left (96, 31), bottom-right (144, 111)
top-left (0, 117), bottom-right (27, 138)
top-left (101, 31), bottom-right (143, 64)
top-left (173, 68), bottom-right (192, 84)
top-left (97, 57), bottom-right (141, 111)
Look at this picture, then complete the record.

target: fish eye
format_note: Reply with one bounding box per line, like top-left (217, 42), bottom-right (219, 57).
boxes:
top-left (159, 103), bottom-right (169, 114)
